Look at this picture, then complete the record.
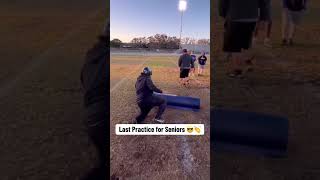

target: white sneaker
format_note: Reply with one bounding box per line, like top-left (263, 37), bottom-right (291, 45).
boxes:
top-left (154, 118), bottom-right (165, 123)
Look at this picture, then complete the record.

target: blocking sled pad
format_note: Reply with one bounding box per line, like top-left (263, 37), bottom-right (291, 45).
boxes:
top-left (153, 93), bottom-right (200, 110)
top-left (211, 108), bottom-right (289, 157)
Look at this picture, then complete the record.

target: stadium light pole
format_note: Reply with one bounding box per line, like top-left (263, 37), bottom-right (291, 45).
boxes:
top-left (178, 0), bottom-right (187, 49)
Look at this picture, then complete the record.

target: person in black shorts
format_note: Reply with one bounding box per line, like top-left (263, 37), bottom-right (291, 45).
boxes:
top-left (219, 0), bottom-right (269, 78)
top-left (253, 0), bottom-right (272, 47)
top-left (178, 49), bottom-right (194, 86)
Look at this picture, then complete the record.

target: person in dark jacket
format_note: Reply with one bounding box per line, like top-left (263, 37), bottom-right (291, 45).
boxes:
top-left (282, 0), bottom-right (307, 45)
top-left (80, 22), bottom-right (109, 180)
top-left (135, 67), bottom-right (166, 124)
top-left (219, 0), bottom-right (269, 78)
top-left (178, 49), bottom-right (194, 86)
top-left (197, 51), bottom-right (207, 75)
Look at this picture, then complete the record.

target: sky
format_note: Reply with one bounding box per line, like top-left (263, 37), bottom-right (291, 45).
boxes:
top-left (110, 0), bottom-right (210, 43)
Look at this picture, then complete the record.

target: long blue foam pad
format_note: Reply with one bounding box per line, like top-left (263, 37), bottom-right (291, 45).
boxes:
top-left (153, 93), bottom-right (200, 109)
top-left (211, 108), bottom-right (289, 157)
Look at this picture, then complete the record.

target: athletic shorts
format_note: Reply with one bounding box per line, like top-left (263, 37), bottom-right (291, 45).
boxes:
top-left (283, 9), bottom-right (305, 25)
top-left (199, 65), bottom-right (205, 69)
top-left (223, 21), bottom-right (257, 53)
top-left (180, 69), bottom-right (190, 78)
top-left (259, 3), bottom-right (272, 22)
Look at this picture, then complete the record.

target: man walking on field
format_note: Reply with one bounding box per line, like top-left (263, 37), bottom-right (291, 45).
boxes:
top-left (178, 49), bottom-right (194, 86)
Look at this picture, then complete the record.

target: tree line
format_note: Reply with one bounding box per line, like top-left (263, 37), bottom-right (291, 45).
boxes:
top-left (110, 34), bottom-right (210, 49)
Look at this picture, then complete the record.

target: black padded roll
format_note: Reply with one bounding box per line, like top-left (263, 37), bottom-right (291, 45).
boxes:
top-left (212, 108), bottom-right (289, 157)
top-left (154, 93), bottom-right (200, 109)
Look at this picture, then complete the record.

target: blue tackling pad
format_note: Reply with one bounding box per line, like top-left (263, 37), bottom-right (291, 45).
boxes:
top-left (153, 92), bottom-right (200, 110)
top-left (211, 108), bottom-right (289, 157)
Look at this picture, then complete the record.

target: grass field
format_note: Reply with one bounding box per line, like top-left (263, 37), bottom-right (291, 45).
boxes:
top-left (0, 1), bottom-right (107, 179)
top-left (212, 0), bottom-right (320, 179)
top-left (110, 54), bottom-right (210, 179)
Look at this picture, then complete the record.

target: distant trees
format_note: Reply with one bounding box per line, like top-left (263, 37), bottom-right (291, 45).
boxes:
top-left (110, 39), bottom-right (122, 48)
top-left (182, 37), bottom-right (210, 45)
top-left (182, 37), bottom-right (196, 45)
top-left (197, 39), bottom-right (210, 45)
top-left (131, 34), bottom-right (180, 49)
top-left (111, 34), bottom-right (210, 49)
top-left (131, 37), bottom-right (148, 48)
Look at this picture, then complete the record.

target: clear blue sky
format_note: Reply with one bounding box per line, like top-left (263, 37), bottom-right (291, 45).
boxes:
top-left (110, 0), bottom-right (210, 42)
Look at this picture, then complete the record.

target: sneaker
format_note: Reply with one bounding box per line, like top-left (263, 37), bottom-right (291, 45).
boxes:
top-left (264, 38), bottom-right (272, 48)
top-left (154, 118), bottom-right (165, 123)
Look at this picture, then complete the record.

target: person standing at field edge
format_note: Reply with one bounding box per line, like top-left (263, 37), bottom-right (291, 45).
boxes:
top-left (282, 0), bottom-right (307, 46)
top-left (198, 52), bottom-right (207, 76)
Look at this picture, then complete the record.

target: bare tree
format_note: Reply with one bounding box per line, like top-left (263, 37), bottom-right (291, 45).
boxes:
top-left (182, 37), bottom-right (190, 44)
top-left (197, 39), bottom-right (210, 45)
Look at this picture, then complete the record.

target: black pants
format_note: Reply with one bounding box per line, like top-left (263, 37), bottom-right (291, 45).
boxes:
top-left (223, 21), bottom-right (257, 52)
top-left (136, 95), bottom-right (166, 123)
top-left (88, 124), bottom-right (107, 167)
top-left (82, 123), bottom-right (108, 180)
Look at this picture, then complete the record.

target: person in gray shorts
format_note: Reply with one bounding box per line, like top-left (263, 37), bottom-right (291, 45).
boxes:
top-left (282, 0), bottom-right (307, 45)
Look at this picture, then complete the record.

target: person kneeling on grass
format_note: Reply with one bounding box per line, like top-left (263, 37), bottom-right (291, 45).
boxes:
top-left (178, 49), bottom-right (194, 86)
top-left (134, 67), bottom-right (166, 124)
